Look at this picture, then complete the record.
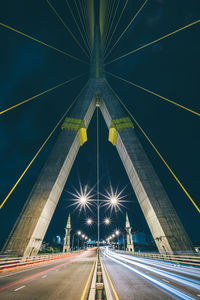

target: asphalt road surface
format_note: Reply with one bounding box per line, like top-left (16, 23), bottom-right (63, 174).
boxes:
top-left (0, 248), bottom-right (96, 300)
top-left (102, 248), bottom-right (200, 300)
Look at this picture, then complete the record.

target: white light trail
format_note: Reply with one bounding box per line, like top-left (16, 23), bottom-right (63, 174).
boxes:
top-left (104, 250), bottom-right (199, 300)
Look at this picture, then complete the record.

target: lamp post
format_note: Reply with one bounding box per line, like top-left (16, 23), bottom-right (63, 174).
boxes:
top-left (73, 183), bottom-right (122, 247)
top-left (115, 230), bottom-right (120, 250)
top-left (77, 231), bottom-right (81, 250)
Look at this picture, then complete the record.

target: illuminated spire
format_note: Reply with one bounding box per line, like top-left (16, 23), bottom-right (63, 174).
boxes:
top-left (66, 213), bottom-right (71, 229)
top-left (126, 212), bottom-right (131, 229)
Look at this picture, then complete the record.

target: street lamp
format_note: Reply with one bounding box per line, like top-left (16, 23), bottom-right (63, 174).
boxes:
top-left (115, 230), bottom-right (120, 250)
top-left (79, 196), bottom-right (87, 205)
top-left (104, 218), bottom-right (110, 225)
top-left (87, 218), bottom-right (93, 225)
top-left (72, 183), bottom-right (125, 247)
top-left (77, 231), bottom-right (82, 249)
top-left (110, 197), bottom-right (118, 206)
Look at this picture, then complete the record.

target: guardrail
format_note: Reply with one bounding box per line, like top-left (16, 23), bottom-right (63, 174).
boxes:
top-left (88, 251), bottom-right (115, 300)
top-left (115, 250), bottom-right (200, 267)
top-left (0, 250), bottom-right (83, 272)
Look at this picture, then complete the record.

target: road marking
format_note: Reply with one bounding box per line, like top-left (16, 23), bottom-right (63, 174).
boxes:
top-left (80, 258), bottom-right (96, 300)
top-left (197, 295), bottom-right (200, 297)
top-left (41, 275), bottom-right (47, 278)
top-left (102, 259), bottom-right (119, 300)
top-left (14, 285), bottom-right (26, 291)
top-left (105, 252), bottom-right (194, 300)
top-left (0, 260), bottom-right (72, 292)
top-left (161, 278), bottom-right (170, 283)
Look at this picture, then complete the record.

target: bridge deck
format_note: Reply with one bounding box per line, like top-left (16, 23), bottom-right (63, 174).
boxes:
top-left (0, 249), bottom-right (96, 300)
top-left (103, 248), bottom-right (200, 300)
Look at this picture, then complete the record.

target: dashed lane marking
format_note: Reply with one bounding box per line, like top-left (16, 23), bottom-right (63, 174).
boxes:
top-left (14, 285), bottom-right (26, 291)
top-left (161, 279), bottom-right (170, 283)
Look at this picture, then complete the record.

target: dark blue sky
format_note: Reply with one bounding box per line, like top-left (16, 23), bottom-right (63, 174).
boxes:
top-left (0, 0), bottom-right (199, 247)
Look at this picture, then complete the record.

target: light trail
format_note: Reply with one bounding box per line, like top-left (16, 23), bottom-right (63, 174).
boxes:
top-left (106, 250), bottom-right (200, 290)
top-left (116, 253), bottom-right (200, 279)
top-left (104, 249), bottom-right (200, 300)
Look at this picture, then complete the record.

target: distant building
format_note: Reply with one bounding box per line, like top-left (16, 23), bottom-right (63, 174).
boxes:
top-left (132, 232), bottom-right (147, 246)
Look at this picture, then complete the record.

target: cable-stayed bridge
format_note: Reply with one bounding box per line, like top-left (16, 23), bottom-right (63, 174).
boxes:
top-left (0, 0), bottom-right (199, 299)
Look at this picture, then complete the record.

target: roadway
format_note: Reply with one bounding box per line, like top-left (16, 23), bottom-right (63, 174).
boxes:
top-left (102, 248), bottom-right (200, 300)
top-left (0, 248), bottom-right (96, 300)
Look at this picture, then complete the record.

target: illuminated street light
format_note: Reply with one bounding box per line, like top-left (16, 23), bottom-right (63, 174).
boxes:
top-left (110, 196), bottom-right (118, 206)
top-left (104, 218), bottom-right (110, 225)
top-left (80, 196), bottom-right (87, 205)
top-left (69, 184), bottom-right (95, 212)
top-left (112, 234), bottom-right (115, 238)
top-left (77, 231), bottom-right (81, 235)
top-left (115, 230), bottom-right (120, 236)
top-left (82, 234), bottom-right (85, 238)
top-left (87, 218), bottom-right (93, 225)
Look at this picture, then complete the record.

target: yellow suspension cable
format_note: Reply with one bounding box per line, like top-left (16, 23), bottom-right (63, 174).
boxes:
top-left (46, 0), bottom-right (89, 58)
top-left (0, 73), bottom-right (86, 116)
top-left (103, 0), bottom-right (112, 44)
top-left (105, 0), bottom-right (149, 59)
top-left (65, 0), bottom-right (91, 55)
top-left (85, 0), bottom-right (93, 50)
top-left (81, 0), bottom-right (91, 49)
top-left (106, 79), bottom-right (200, 213)
top-left (74, 0), bottom-right (91, 52)
top-left (103, 0), bottom-right (117, 51)
top-left (103, 0), bottom-right (129, 58)
top-left (100, 0), bottom-right (110, 44)
top-left (103, 0), bottom-right (120, 55)
top-left (105, 19), bottom-right (200, 65)
top-left (0, 81), bottom-right (88, 210)
top-left (106, 72), bottom-right (200, 117)
top-left (101, 0), bottom-right (113, 48)
top-left (79, 0), bottom-right (91, 44)
top-left (0, 22), bottom-right (88, 64)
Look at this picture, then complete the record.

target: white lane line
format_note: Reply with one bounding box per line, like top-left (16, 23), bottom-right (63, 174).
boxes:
top-left (162, 278), bottom-right (170, 283)
top-left (41, 275), bottom-right (47, 278)
top-left (14, 285), bottom-right (26, 291)
top-left (197, 295), bottom-right (200, 297)
top-left (105, 252), bottom-right (194, 300)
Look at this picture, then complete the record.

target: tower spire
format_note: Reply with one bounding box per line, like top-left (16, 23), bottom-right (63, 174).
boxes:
top-left (125, 212), bottom-right (134, 252)
top-left (63, 213), bottom-right (71, 253)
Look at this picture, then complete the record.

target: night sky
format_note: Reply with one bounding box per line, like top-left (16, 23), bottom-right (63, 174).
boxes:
top-left (0, 0), bottom-right (199, 248)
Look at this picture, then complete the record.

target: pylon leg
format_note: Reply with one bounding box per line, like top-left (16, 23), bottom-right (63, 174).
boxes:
top-left (2, 80), bottom-right (97, 257)
top-left (100, 82), bottom-right (193, 254)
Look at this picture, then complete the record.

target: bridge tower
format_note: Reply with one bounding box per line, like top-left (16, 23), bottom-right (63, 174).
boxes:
top-left (63, 214), bottom-right (71, 253)
top-left (125, 213), bottom-right (134, 252)
top-left (2, 1), bottom-right (193, 256)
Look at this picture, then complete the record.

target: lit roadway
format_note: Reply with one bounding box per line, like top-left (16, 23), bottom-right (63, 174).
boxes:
top-left (0, 248), bottom-right (200, 299)
top-left (102, 248), bottom-right (200, 300)
top-left (0, 249), bottom-right (96, 300)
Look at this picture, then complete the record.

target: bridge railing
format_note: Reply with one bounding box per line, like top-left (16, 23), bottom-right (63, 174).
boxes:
top-left (0, 250), bottom-right (83, 271)
top-left (115, 250), bottom-right (200, 267)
